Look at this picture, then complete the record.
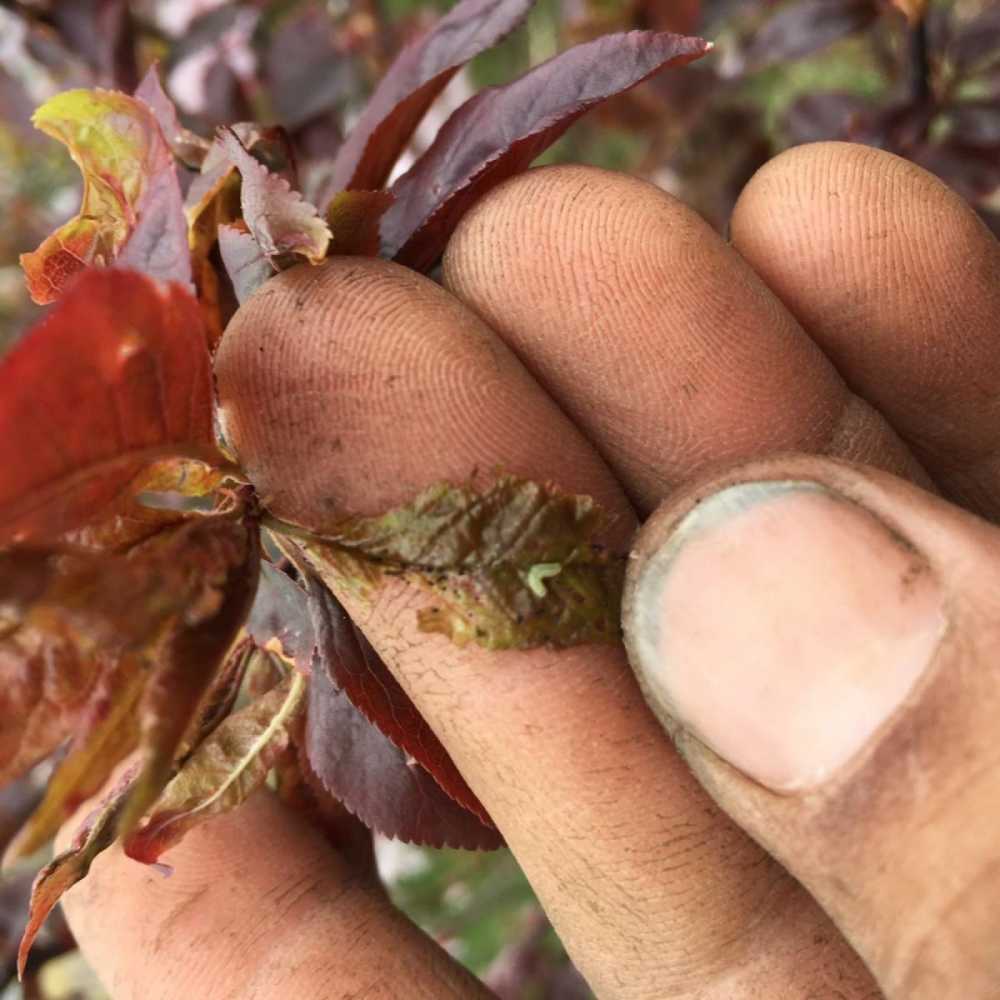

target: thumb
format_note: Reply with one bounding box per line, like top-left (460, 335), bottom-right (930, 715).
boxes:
top-left (623, 455), bottom-right (1000, 1000)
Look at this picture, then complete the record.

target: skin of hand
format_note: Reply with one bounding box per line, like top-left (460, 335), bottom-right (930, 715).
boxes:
top-left (57, 141), bottom-right (1000, 1000)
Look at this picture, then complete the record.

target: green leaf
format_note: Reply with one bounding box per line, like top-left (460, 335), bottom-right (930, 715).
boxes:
top-left (299, 476), bottom-right (625, 649)
top-left (124, 670), bottom-right (306, 865)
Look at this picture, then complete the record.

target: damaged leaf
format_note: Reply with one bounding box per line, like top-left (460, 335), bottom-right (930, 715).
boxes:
top-left (17, 768), bottom-right (135, 979)
top-left (125, 669), bottom-right (305, 866)
top-left (2, 512), bottom-right (260, 863)
top-left (117, 513), bottom-right (262, 836)
top-left (246, 561), bottom-right (315, 674)
top-left (0, 269), bottom-right (221, 547)
top-left (302, 476), bottom-right (625, 649)
top-left (383, 30), bottom-right (710, 270)
top-left (20, 88), bottom-right (190, 302)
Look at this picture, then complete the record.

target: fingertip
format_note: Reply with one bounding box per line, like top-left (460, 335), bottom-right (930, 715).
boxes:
top-left (730, 142), bottom-right (1000, 515)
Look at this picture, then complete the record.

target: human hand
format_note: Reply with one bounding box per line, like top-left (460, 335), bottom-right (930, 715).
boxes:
top-left (59, 141), bottom-right (1000, 999)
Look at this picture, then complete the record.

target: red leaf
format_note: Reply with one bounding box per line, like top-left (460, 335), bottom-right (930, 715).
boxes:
top-left (0, 269), bottom-right (220, 547)
top-left (326, 0), bottom-right (537, 196)
top-left (306, 640), bottom-right (502, 850)
top-left (383, 30), bottom-right (710, 271)
top-left (306, 576), bottom-right (494, 827)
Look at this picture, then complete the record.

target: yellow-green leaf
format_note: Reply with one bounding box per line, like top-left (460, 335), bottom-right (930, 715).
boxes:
top-left (20, 89), bottom-right (186, 304)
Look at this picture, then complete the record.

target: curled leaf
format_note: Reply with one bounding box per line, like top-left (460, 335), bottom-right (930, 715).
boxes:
top-left (0, 269), bottom-right (220, 548)
top-left (3, 657), bottom-right (144, 867)
top-left (125, 670), bottom-right (305, 865)
top-left (303, 476), bottom-right (626, 649)
top-left (382, 30), bottom-right (710, 270)
top-left (117, 514), bottom-right (262, 836)
top-left (219, 127), bottom-right (331, 266)
top-left (17, 768), bottom-right (134, 979)
top-left (20, 88), bottom-right (190, 303)
top-left (2, 512), bottom-right (260, 864)
top-left (326, 0), bottom-right (537, 195)
top-left (183, 124), bottom-right (297, 342)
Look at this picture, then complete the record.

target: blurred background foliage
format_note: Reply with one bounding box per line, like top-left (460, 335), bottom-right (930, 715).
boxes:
top-left (1, 0), bottom-right (998, 996)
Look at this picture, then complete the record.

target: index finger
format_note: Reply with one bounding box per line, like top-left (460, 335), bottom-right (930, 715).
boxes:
top-left (59, 793), bottom-right (490, 1000)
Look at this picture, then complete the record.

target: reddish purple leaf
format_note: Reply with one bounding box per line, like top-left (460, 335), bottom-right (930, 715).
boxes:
top-left (306, 576), bottom-right (494, 827)
top-left (50, 0), bottom-right (137, 90)
top-left (912, 141), bottom-right (1000, 202)
top-left (783, 91), bottom-right (869, 145)
top-left (135, 63), bottom-right (210, 167)
top-left (951, 5), bottom-right (1000, 75)
top-left (306, 639), bottom-right (501, 850)
top-left (115, 155), bottom-right (192, 291)
top-left (326, 0), bottom-right (537, 196)
top-left (947, 102), bottom-right (1000, 148)
top-left (262, 4), bottom-right (360, 129)
top-left (218, 223), bottom-right (273, 305)
top-left (383, 30), bottom-right (710, 271)
top-left (739, 0), bottom-right (878, 73)
top-left (246, 562), bottom-right (316, 674)
top-left (219, 127), bottom-right (331, 265)
top-left (250, 563), bottom-right (498, 845)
